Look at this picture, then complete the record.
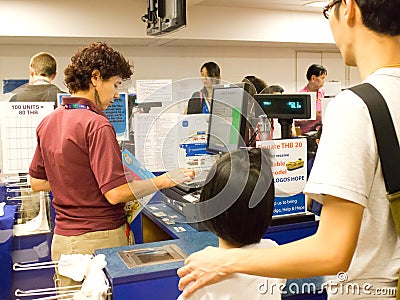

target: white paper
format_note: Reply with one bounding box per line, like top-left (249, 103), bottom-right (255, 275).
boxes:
top-left (134, 113), bottom-right (210, 172)
top-left (324, 81), bottom-right (342, 97)
top-left (136, 79), bottom-right (172, 103)
top-left (134, 113), bottom-right (180, 172)
top-left (0, 102), bottom-right (54, 174)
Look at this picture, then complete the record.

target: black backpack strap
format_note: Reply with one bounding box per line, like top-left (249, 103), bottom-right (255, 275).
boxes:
top-left (349, 83), bottom-right (400, 194)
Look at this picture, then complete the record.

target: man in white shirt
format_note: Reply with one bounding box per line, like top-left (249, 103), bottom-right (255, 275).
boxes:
top-left (8, 52), bottom-right (65, 108)
top-left (177, 1), bottom-right (400, 299)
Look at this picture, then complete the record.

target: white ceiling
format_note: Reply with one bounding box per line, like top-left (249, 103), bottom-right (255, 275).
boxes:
top-left (0, 0), bottom-right (331, 48)
top-left (188, 0), bottom-right (327, 12)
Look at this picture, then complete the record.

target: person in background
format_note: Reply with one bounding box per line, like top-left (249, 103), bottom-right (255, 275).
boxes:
top-left (9, 52), bottom-right (65, 108)
top-left (294, 64), bottom-right (327, 135)
top-left (178, 148), bottom-right (285, 300)
top-left (260, 84), bottom-right (285, 139)
top-left (261, 85), bottom-right (284, 95)
top-left (178, 1), bottom-right (400, 299)
top-left (185, 61), bottom-right (221, 114)
top-left (29, 42), bottom-right (194, 288)
top-left (244, 75), bottom-right (268, 94)
top-left (6, 52), bottom-right (65, 220)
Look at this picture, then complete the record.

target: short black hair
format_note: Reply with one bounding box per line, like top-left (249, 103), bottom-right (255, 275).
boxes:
top-left (333, 1), bottom-right (400, 36)
top-left (306, 64), bottom-right (327, 81)
top-left (30, 52), bottom-right (57, 78)
top-left (244, 75), bottom-right (268, 94)
top-left (355, 0), bottom-right (400, 36)
top-left (261, 85), bottom-right (284, 94)
top-left (200, 148), bottom-right (275, 247)
top-left (201, 61), bottom-right (221, 79)
top-left (241, 78), bottom-right (257, 97)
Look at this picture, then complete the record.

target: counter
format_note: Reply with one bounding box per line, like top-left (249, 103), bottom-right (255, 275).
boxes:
top-left (96, 192), bottom-right (327, 299)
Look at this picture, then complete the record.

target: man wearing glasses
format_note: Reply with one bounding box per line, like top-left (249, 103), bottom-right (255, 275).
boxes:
top-left (178, 1), bottom-right (400, 299)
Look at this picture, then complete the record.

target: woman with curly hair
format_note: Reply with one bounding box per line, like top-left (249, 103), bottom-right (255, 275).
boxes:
top-left (29, 42), bottom-right (194, 287)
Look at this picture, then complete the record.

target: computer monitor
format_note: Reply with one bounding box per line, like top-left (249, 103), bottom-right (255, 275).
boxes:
top-left (206, 83), bottom-right (250, 155)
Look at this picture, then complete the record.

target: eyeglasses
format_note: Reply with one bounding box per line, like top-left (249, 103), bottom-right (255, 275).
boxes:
top-left (323, 0), bottom-right (341, 19)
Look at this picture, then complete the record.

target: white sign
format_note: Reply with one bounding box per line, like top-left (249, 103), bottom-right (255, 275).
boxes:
top-left (257, 138), bottom-right (307, 216)
top-left (136, 79), bottom-right (172, 103)
top-left (0, 102), bottom-right (54, 174)
top-left (134, 113), bottom-right (209, 172)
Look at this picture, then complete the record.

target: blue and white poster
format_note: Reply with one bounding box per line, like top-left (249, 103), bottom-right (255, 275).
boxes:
top-left (257, 138), bottom-right (307, 217)
top-left (104, 93), bottom-right (129, 141)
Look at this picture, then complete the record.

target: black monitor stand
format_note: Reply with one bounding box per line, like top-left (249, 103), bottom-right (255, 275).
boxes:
top-left (278, 118), bottom-right (293, 139)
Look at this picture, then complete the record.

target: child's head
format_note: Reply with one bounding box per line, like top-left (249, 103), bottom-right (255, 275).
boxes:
top-left (200, 148), bottom-right (275, 247)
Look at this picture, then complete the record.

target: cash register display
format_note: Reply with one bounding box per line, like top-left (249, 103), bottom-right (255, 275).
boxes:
top-left (254, 94), bottom-right (311, 119)
top-left (207, 84), bottom-right (248, 154)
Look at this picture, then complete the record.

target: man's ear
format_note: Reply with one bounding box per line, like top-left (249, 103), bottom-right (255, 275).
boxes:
top-left (343, 0), bottom-right (357, 26)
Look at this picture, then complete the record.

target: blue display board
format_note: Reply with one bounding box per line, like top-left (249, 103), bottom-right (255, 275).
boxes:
top-left (2, 79), bottom-right (28, 93)
top-left (104, 93), bottom-right (129, 141)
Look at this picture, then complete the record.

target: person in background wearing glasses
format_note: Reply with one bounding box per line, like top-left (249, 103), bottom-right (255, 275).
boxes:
top-left (178, 1), bottom-right (400, 299)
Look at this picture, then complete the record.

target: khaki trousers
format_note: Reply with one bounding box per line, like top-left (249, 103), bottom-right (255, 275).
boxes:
top-left (51, 223), bottom-right (133, 289)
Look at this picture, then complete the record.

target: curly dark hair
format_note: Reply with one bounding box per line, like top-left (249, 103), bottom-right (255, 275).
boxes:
top-left (64, 42), bottom-right (133, 93)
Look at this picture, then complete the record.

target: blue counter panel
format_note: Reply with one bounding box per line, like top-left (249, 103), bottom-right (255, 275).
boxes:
top-left (96, 232), bottom-right (218, 286)
top-left (112, 275), bottom-right (181, 300)
top-left (265, 220), bottom-right (319, 245)
top-left (95, 192), bottom-right (325, 300)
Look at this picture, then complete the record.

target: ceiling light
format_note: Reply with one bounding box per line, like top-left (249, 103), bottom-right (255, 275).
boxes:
top-left (305, 1), bottom-right (328, 8)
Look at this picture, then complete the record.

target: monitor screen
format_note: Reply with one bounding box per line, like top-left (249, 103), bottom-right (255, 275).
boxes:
top-left (254, 94), bottom-right (311, 119)
top-left (206, 83), bottom-right (249, 154)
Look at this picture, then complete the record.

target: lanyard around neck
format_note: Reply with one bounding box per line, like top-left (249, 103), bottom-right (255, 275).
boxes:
top-left (64, 103), bottom-right (90, 110)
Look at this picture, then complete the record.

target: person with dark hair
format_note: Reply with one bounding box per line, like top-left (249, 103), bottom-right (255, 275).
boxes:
top-left (8, 52), bottom-right (65, 107)
top-left (28, 42), bottom-right (194, 288)
top-left (178, 148), bottom-right (285, 299)
top-left (260, 85), bottom-right (285, 139)
top-left (244, 75), bottom-right (268, 94)
top-left (261, 85), bottom-right (284, 95)
top-left (295, 64), bottom-right (327, 135)
top-left (178, 1), bottom-right (400, 299)
top-left (185, 61), bottom-right (221, 114)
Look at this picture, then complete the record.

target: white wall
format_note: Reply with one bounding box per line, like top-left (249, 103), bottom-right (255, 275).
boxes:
top-left (0, 0), bottom-right (361, 95)
top-left (0, 44), bottom-right (360, 96)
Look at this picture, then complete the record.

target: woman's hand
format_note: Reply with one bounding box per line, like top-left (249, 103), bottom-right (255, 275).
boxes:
top-left (160, 168), bottom-right (195, 188)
